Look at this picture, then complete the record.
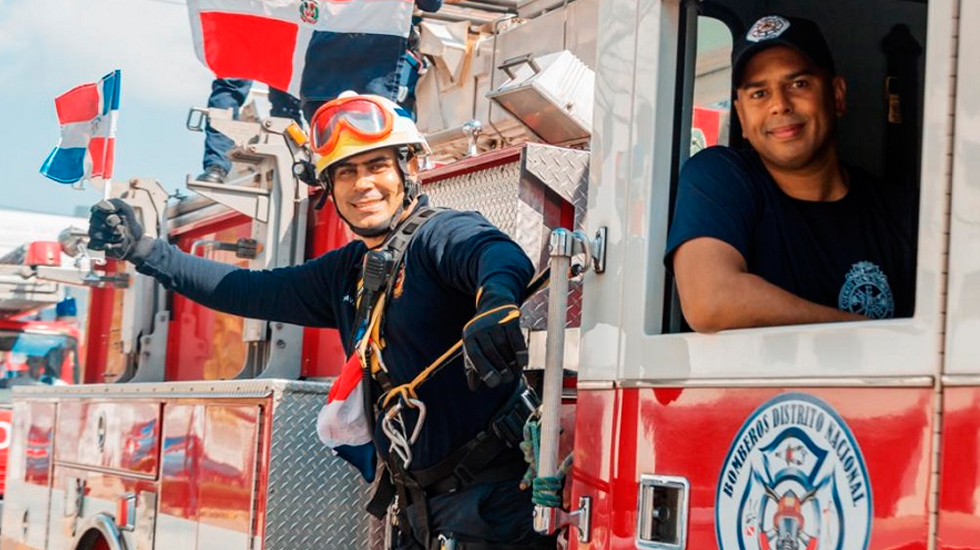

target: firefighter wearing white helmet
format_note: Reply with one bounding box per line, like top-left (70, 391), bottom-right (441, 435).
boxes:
top-left (87, 92), bottom-right (551, 549)
top-left (309, 91), bottom-right (431, 241)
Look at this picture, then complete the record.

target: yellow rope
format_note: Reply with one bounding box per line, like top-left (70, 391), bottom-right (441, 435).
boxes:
top-left (381, 339), bottom-right (462, 409)
top-left (356, 293), bottom-right (388, 377)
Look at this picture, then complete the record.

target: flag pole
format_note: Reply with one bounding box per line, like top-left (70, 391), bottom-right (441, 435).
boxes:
top-left (99, 70), bottom-right (120, 200)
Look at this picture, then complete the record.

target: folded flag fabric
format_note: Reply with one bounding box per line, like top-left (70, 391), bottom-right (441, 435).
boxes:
top-left (40, 70), bottom-right (121, 185)
top-left (186, 0), bottom-right (413, 97)
top-left (316, 352), bottom-right (377, 481)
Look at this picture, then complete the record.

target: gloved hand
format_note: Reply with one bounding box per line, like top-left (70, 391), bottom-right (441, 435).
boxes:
top-left (462, 302), bottom-right (528, 391)
top-left (88, 199), bottom-right (152, 263)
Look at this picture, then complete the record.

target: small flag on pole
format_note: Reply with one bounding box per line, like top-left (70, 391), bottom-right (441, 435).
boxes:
top-left (40, 70), bottom-right (121, 187)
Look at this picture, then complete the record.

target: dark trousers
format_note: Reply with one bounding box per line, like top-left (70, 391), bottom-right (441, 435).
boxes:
top-left (301, 50), bottom-right (422, 123)
top-left (202, 78), bottom-right (302, 172)
top-left (392, 478), bottom-right (556, 550)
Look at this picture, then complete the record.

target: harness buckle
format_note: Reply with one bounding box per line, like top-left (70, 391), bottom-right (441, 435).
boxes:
top-left (436, 533), bottom-right (458, 550)
top-left (491, 384), bottom-right (541, 447)
top-left (452, 460), bottom-right (476, 486)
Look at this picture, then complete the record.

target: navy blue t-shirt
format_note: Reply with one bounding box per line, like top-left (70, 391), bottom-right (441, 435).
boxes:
top-left (665, 147), bottom-right (916, 319)
top-left (137, 197), bottom-right (534, 470)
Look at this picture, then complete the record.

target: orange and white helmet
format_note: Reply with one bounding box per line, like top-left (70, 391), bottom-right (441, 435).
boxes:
top-left (309, 91), bottom-right (430, 181)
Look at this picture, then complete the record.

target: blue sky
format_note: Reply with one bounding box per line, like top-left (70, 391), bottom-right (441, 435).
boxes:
top-left (0, 0), bottom-right (215, 216)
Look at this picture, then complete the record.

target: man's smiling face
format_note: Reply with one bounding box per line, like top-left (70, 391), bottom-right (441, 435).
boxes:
top-left (734, 45), bottom-right (846, 173)
top-left (330, 147), bottom-right (406, 241)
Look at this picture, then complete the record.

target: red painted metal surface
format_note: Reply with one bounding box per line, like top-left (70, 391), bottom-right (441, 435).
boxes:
top-left (159, 401), bottom-right (261, 534)
top-left (23, 241), bottom-right (60, 268)
top-left (571, 387), bottom-right (933, 550)
top-left (169, 209), bottom-right (246, 238)
top-left (55, 401), bottom-right (160, 476)
top-left (0, 408), bottom-right (10, 496)
top-left (168, 215), bottom-right (252, 381)
top-left (302, 201), bottom-right (353, 378)
top-left (23, 402), bottom-right (55, 488)
top-left (83, 261), bottom-right (121, 384)
top-left (937, 387), bottom-right (980, 550)
top-left (199, 404), bottom-right (260, 534)
top-left (160, 403), bottom-right (200, 521)
top-left (52, 465), bottom-right (158, 541)
top-left (420, 147), bottom-right (523, 184)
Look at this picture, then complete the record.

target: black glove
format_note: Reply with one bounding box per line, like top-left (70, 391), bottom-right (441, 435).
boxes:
top-left (88, 199), bottom-right (152, 263)
top-left (462, 303), bottom-right (528, 391)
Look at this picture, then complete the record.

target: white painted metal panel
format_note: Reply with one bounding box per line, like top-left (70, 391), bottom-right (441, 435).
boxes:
top-left (582, 0), bottom-right (955, 382)
top-left (944, 0), bottom-right (980, 375)
top-left (578, 0), bottom-right (647, 381)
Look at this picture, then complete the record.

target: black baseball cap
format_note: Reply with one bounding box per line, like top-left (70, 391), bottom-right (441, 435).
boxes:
top-left (732, 15), bottom-right (836, 88)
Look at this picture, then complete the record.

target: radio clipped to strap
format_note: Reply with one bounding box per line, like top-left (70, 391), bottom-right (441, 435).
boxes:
top-left (352, 205), bottom-right (447, 471)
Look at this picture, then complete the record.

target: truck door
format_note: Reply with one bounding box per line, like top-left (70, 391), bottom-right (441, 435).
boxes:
top-left (573, 0), bottom-right (951, 548)
top-left (937, 2), bottom-right (980, 548)
top-left (156, 401), bottom-right (261, 550)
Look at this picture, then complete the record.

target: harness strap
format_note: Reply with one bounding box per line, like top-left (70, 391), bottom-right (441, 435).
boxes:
top-left (388, 380), bottom-right (538, 497)
top-left (392, 454), bottom-right (433, 546)
top-left (430, 538), bottom-right (556, 550)
top-left (355, 204), bottom-right (447, 393)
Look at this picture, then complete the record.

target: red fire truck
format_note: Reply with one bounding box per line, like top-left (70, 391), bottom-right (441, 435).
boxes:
top-left (0, 242), bottom-right (81, 517)
top-left (3, 0), bottom-right (977, 549)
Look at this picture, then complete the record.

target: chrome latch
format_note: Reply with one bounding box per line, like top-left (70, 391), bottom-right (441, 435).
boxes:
top-left (532, 495), bottom-right (592, 543)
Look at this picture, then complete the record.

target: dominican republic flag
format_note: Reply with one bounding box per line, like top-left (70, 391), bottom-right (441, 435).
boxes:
top-left (39, 70), bottom-right (121, 185)
top-left (187, 0), bottom-right (414, 97)
top-left (316, 353), bottom-right (376, 481)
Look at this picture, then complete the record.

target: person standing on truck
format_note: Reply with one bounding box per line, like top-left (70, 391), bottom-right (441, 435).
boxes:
top-left (297, 0), bottom-right (448, 122)
top-left (197, 80), bottom-right (302, 183)
top-left (666, 14), bottom-right (916, 333)
top-left (87, 92), bottom-right (553, 550)
top-left (197, 0), bottom-right (455, 183)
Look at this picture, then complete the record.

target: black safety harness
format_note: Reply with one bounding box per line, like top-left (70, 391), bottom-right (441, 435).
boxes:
top-left (349, 203), bottom-right (543, 549)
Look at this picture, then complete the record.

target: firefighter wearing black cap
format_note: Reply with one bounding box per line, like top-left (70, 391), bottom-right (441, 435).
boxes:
top-left (666, 14), bottom-right (916, 333)
top-left (87, 92), bottom-right (553, 550)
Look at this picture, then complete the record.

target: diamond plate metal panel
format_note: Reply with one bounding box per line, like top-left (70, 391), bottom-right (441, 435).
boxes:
top-left (423, 145), bottom-right (590, 330)
top-left (425, 162), bottom-right (523, 235)
top-left (263, 383), bottom-right (381, 550)
top-left (522, 144), bottom-right (591, 225)
top-left (520, 144), bottom-right (589, 329)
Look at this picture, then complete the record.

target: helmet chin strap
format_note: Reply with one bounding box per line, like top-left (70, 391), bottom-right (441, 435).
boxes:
top-left (329, 146), bottom-right (421, 240)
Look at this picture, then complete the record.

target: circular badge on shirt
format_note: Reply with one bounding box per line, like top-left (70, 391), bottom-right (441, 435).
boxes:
top-left (838, 261), bottom-right (895, 319)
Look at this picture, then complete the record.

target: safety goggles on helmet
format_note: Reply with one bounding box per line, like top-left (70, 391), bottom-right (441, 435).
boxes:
top-left (310, 96), bottom-right (394, 156)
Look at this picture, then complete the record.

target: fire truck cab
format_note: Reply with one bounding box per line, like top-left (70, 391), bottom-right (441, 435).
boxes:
top-left (0, 243), bottom-right (81, 519)
top-left (3, 0), bottom-right (979, 549)
top-left (569, 0), bottom-right (977, 549)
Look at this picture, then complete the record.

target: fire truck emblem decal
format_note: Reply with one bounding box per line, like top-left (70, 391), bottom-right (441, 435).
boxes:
top-left (299, 0), bottom-right (320, 24)
top-left (716, 393), bottom-right (872, 550)
top-left (838, 261), bottom-right (894, 319)
top-left (746, 15), bottom-right (790, 43)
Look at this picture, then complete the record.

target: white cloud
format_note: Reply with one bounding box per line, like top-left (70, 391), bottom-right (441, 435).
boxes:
top-left (0, 0), bottom-right (212, 105)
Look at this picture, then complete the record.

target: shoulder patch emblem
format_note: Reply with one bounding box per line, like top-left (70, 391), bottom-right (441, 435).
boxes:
top-left (392, 265), bottom-right (406, 300)
top-left (746, 15), bottom-right (791, 43)
top-left (838, 261), bottom-right (895, 319)
top-left (716, 393), bottom-right (873, 550)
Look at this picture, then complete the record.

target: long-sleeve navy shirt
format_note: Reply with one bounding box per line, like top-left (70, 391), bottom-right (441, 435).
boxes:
top-left (136, 198), bottom-right (534, 470)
